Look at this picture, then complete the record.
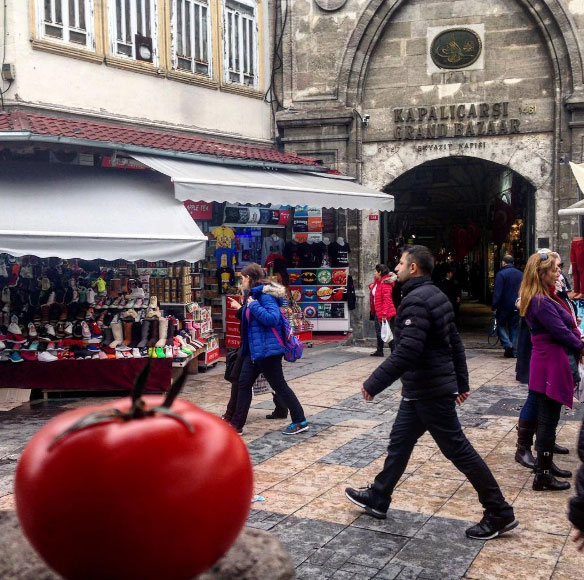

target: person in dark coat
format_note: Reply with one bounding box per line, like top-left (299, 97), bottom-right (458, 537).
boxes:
top-left (227, 263), bottom-right (308, 436)
top-left (569, 417), bottom-right (584, 551)
top-left (345, 245), bottom-right (517, 540)
top-left (520, 251), bottom-right (582, 491)
top-left (438, 267), bottom-right (461, 316)
top-left (492, 255), bottom-right (523, 357)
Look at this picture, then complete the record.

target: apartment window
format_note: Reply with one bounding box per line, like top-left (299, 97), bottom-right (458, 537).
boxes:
top-left (109, 0), bottom-right (158, 63)
top-left (37, 0), bottom-right (94, 48)
top-left (222, 0), bottom-right (258, 88)
top-left (171, 0), bottom-right (212, 76)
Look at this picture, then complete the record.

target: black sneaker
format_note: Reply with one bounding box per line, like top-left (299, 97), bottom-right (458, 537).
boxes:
top-left (344, 486), bottom-right (388, 519)
top-left (465, 514), bottom-right (519, 540)
top-left (370, 351), bottom-right (384, 357)
top-left (266, 412), bottom-right (288, 419)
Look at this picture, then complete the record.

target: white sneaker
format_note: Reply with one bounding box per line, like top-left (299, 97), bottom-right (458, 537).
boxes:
top-left (81, 321), bottom-right (91, 339)
top-left (86, 289), bottom-right (96, 305)
top-left (132, 348), bottom-right (141, 358)
top-left (45, 324), bottom-right (56, 338)
top-left (174, 348), bottom-right (188, 359)
top-left (0, 340), bottom-right (5, 350)
top-left (46, 291), bottom-right (56, 305)
top-left (64, 322), bottom-right (73, 336)
top-left (164, 345), bottom-right (173, 358)
top-left (38, 351), bottom-right (58, 362)
top-left (27, 322), bottom-right (38, 339)
top-left (7, 321), bottom-right (21, 335)
top-left (116, 351), bottom-right (124, 359)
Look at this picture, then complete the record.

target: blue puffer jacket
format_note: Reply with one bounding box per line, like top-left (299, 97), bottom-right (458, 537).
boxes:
top-left (240, 283), bottom-right (286, 361)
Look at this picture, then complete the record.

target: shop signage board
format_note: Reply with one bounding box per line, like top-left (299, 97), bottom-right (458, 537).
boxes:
top-left (369, 215), bottom-right (379, 221)
top-left (184, 200), bottom-right (214, 220)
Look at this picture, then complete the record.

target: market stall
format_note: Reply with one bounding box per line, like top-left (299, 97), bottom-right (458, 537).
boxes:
top-left (0, 161), bottom-right (208, 393)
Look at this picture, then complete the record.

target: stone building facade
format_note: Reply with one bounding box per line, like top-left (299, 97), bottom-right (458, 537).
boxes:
top-left (276, 0), bottom-right (584, 341)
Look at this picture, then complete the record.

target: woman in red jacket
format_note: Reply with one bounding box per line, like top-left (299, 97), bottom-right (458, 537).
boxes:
top-left (370, 264), bottom-right (397, 356)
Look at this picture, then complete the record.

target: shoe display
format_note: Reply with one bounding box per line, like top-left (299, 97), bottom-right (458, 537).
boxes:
top-left (465, 514), bottom-right (519, 540)
top-left (282, 420), bottom-right (309, 435)
top-left (344, 485), bottom-right (389, 519)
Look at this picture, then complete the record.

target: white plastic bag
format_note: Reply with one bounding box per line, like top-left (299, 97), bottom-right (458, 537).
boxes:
top-left (380, 320), bottom-right (393, 343)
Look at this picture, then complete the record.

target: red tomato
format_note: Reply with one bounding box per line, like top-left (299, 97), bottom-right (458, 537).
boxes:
top-left (15, 396), bottom-right (253, 580)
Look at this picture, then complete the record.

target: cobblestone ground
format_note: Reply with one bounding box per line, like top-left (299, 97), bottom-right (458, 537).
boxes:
top-left (1, 345), bottom-right (583, 579)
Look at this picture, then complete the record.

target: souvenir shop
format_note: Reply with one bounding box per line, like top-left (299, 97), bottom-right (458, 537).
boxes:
top-left (189, 202), bottom-right (356, 348)
top-left (132, 154), bottom-right (394, 349)
top-left (0, 161), bottom-right (212, 394)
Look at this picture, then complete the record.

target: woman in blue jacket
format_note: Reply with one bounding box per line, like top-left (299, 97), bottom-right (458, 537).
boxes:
top-left (228, 263), bottom-right (308, 435)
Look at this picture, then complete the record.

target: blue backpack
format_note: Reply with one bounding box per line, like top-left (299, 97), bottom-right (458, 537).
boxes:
top-left (272, 314), bottom-right (304, 362)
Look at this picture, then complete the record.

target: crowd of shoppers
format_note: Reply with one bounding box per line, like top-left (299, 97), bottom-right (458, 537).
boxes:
top-left (220, 250), bottom-right (584, 544)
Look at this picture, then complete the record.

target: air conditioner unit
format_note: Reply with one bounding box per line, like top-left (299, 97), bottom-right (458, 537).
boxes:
top-left (135, 34), bottom-right (154, 63)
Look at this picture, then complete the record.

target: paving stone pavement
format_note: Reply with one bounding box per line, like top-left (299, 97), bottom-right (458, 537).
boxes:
top-left (1, 345), bottom-right (583, 578)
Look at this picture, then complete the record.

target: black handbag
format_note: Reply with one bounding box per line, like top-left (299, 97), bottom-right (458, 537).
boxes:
top-left (224, 347), bottom-right (243, 383)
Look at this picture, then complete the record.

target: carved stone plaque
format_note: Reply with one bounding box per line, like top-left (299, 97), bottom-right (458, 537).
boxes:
top-left (314, 0), bottom-right (347, 11)
top-left (430, 28), bottom-right (482, 70)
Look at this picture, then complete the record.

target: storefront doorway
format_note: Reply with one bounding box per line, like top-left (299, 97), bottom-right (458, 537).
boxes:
top-left (381, 156), bottom-right (536, 305)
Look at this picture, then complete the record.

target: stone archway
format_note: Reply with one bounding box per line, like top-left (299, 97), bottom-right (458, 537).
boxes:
top-left (361, 134), bottom-right (554, 243)
top-left (338, 0), bottom-right (584, 106)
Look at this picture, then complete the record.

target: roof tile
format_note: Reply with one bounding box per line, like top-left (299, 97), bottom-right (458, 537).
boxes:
top-left (0, 110), bottom-right (320, 167)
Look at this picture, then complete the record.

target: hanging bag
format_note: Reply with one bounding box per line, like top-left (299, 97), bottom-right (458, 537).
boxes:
top-left (224, 347), bottom-right (243, 383)
top-left (380, 319), bottom-right (393, 343)
top-left (271, 314), bottom-right (304, 362)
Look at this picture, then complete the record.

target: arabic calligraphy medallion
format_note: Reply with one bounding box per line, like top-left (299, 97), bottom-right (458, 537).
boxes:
top-left (430, 28), bottom-right (482, 70)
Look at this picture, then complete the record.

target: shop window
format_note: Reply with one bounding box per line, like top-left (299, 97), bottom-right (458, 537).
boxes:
top-left (109, 0), bottom-right (158, 63)
top-left (171, 0), bottom-right (212, 77)
top-left (36, 0), bottom-right (95, 49)
top-left (222, 0), bottom-right (258, 88)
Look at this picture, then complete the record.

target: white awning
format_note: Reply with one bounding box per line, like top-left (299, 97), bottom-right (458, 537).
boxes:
top-left (0, 162), bottom-right (207, 262)
top-left (131, 154), bottom-right (394, 211)
top-left (559, 162), bottom-right (584, 215)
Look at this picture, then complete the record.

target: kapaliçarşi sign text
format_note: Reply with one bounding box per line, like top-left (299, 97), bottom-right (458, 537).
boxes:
top-left (392, 102), bottom-right (521, 140)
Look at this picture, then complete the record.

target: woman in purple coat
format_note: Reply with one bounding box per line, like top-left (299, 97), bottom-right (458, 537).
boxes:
top-left (519, 251), bottom-right (583, 491)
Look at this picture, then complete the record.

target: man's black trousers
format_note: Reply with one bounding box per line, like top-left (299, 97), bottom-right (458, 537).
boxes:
top-left (372, 396), bottom-right (513, 518)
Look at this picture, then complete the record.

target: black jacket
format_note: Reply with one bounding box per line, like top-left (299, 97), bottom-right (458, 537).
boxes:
top-left (364, 276), bottom-right (469, 399)
top-left (569, 418), bottom-right (584, 531)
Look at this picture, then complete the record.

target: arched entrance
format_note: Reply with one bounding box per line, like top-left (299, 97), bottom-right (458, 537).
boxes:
top-left (381, 157), bottom-right (536, 305)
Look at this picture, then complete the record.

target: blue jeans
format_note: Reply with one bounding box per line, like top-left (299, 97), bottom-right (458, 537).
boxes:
top-left (519, 389), bottom-right (539, 422)
top-left (496, 309), bottom-right (520, 351)
top-left (372, 397), bottom-right (513, 518)
top-left (230, 354), bottom-right (305, 430)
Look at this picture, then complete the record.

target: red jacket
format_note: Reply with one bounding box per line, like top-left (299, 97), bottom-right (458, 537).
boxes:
top-left (374, 275), bottom-right (397, 321)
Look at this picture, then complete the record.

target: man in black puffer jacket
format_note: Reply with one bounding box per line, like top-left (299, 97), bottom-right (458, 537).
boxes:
top-left (345, 246), bottom-right (517, 540)
top-left (569, 418), bottom-right (584, 551)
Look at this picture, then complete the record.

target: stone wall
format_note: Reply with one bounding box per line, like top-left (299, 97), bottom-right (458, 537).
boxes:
top-left (277, 0), bottom-right (584, 341)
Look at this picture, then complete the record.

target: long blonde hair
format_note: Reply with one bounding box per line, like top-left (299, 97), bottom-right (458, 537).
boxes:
top-left (518, 250), bottom-right (559, 317)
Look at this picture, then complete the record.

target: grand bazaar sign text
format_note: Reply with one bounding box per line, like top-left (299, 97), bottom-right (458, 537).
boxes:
top-left (392, 102), bottom-right (521, 141)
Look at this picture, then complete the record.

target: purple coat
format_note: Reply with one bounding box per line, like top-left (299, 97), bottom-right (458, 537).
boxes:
top-left (525, 295), bottom-right (583, 408)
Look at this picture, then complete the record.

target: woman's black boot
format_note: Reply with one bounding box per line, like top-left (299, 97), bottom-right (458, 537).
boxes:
top-left (515, 419), bottom-right (536, 469)
top-left (553, 442), bottom-right (569, 455)
top-left (532, 451), bottom-right (571, 491)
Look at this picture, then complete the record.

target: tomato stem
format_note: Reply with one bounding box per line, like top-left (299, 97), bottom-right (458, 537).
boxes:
top-left (50, 365), bottom-right (194, 448)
